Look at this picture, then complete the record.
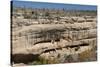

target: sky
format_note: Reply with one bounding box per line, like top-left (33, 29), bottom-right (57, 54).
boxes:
top-left (11, 0), bottom-right (97, 10)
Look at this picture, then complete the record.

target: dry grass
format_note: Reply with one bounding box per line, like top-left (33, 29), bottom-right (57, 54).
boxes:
top-left (78, 49), bottom-right (97, 62)
top-left (30, 56), bottom-right (59, 65)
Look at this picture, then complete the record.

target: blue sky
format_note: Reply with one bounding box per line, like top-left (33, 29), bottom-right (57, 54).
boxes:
top-left (11, 0), bottom-right (97, 10)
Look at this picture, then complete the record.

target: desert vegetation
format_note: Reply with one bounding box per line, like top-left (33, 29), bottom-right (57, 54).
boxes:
top-left (11, 5), bottom-right (97, 66)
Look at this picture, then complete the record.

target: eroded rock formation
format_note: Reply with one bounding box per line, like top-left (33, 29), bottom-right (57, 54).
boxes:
top-left (12, 16), bottom-right (97, 65)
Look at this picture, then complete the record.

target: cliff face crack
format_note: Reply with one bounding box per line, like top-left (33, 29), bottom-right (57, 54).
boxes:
top-left (41, 43), bottom-right (89, 54)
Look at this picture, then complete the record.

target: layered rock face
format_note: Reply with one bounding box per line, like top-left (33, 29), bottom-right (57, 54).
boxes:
top-left (12, 16), bottom-right (97, 65)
